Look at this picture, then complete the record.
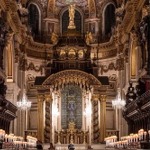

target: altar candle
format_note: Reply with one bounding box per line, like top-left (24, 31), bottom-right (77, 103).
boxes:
top-left (5, 134), bottom-right (8, 142)
top-left (144, 131), bottom-right (147, 141)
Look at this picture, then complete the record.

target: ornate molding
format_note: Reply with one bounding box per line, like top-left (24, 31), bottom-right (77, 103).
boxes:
top-left (92, 94), bottom-right (100, 101)
top-left (43, 69), bottom-right (101, 87)
top-left (99, 57), bottom-right (124, 75)
top-left (44, 94), bottom-right (52, 102)
top-left (19, 53), bottom-right (27, 71)
top-left (37, 94), bottom-right (45, 102)
top-left (27, 62), bottom-right (43, 73)
top-left (26, 37), bottom-right (53, 59)
top-left (122, 0), bottom-right (145, 33)
top-left (88, 0), bottom-right (96, 17)
top-left (39, 0), bottom-right (48, 9)
top-left (100, 95), bottom-right (107, 102)
top-left (0, 0), bottom-right (145, 63)
top-left (98, 48), bottom-right (117, 59)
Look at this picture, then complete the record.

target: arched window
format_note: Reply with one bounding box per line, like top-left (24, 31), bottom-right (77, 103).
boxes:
top-left (62, 10), bottom-right (82, 34)
top-left (0, 17), bottom-right (7, 69)
top-left (28, 4), bottom-right (40, 36)
top-left (103, 4), bottom-right (115, 39)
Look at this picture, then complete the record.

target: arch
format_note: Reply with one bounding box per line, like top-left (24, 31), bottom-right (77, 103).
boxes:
top-left (60, 7), bottom-right (84, 35)
top-left (43, 70), bottom-right (101, 91)
top-left (102, 2), bottom-right (116, 39)
top-left (37, 70), bottom-right (107, 144)
top-left (27, 2), bottom-right (42, 33)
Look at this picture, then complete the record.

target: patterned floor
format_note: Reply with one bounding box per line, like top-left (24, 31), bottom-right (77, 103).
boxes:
top-left (43, 144), bottom-right (106, 150)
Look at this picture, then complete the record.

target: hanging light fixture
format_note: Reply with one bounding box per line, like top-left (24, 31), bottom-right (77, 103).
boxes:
top-left (16, 90), bottom-right (31, 110)
top-left (112, 88), bottom-right (126, 109)
top-left (16, 50), bottom-right (31, 110)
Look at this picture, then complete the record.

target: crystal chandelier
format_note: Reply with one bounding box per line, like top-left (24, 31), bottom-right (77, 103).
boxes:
top-left (17, 90), bottom-right (31, 110)
top-left (112, 88), bottom-right (126, 109)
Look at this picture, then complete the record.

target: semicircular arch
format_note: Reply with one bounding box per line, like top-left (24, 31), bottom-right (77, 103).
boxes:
top-left (60, 6), bottom-right (84, 34)
top-left (43, 70), bottom-right (101, 90)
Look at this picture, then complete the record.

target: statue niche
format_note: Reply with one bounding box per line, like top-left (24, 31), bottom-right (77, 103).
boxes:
top-left (68, 4), bottom-right (76, 29)
top-left (62, 9), bottom-right (81, 34)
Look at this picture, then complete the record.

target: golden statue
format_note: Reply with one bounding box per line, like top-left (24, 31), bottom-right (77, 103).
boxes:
top-left (68, 4), bottom-right (76, 29)
top-left (85, 32), bottom-right (93, 45)
top-left (51, 32), bottom-right (58, 44)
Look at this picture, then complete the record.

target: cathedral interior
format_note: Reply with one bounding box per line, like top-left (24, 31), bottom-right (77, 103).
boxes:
top-left (0, 0), bottom-right (150, 149)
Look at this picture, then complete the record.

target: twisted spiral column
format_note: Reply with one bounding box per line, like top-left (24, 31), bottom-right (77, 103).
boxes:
top-left (100, 95), bottom-right (106, 143)
top-left (37, 94), bottom-right (44, 142)
top-left (44, 95), bottom-right (52, 143)
top-left (92, 100), bottom-right (100, 143)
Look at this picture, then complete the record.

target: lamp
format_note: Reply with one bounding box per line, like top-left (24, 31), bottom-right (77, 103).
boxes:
top-left (16, 89), bottom-right (31, 110)
top-left (52, 107), bottom-right (59, 117)
top-left (112, 88), bottom-right (126, 109)
top-left (84, 105), bottom-right (92, 117)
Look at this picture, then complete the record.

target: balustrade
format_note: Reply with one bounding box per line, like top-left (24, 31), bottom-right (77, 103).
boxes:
top-left (24, 130), bottom-right (37, 140)
top-left (106, 130), bottom-right (119, 140)
top-left (55, 130), bottom-right (89, 144)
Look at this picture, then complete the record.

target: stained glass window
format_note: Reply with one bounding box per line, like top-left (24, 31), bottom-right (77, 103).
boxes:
top-left (61, 84), bottom-right (82, 129)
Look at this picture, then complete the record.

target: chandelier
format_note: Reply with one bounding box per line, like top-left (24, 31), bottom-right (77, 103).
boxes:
top-left (112, 88), bottom-right (126, 109)
top-left (17, 90), bottom-right (31, 110)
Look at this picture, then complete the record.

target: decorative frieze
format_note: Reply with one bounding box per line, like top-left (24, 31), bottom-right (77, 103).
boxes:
top-left (99, 57), bottom-right (124, 75)
top-left (122, 0), bottom-right (145, 33)
top-left (98, 48), bottom-right (117, 59)
top-left (42, 70), bottom-right (101, 92)
top-left (26, 62), bottom-right (43, 73)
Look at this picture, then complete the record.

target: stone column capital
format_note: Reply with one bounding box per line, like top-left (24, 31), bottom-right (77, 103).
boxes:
top-left (92, 94), bottom-right (100, 101)
top-left (100, 95), bottom-right (107, 102)
top-left (44, 94), bottom-right (52, 102)
top-left (37, 94), bottom-right (44, 102)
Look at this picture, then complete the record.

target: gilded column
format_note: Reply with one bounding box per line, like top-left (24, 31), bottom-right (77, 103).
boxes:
top-left (44, 94), bottom-right (52, 143)
top-left (100, 95), bottom-right (106, 143)
top-left (37, 94), bottom-right (45, 142)
top-left (92, 94), bottom-right (100, 143)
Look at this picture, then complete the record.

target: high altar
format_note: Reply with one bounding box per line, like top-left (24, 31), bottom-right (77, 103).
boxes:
top-left (33, 4), bottom-right (108, 144)
top-left (55, 122), bottom-right (89, 144)
top-left (1, 0), bottom-right (150, 149)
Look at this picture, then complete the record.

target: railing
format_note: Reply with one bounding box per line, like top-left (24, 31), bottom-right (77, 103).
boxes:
top-left (55, 130), bottom-right (89, 144)
top-left (24, 130), bottom-right (37, 140)
top-left (106, 130), bottom-right (119, 140)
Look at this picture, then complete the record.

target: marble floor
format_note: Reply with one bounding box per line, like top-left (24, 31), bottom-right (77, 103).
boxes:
top-left (43, 144), bottom-right (106, 150)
